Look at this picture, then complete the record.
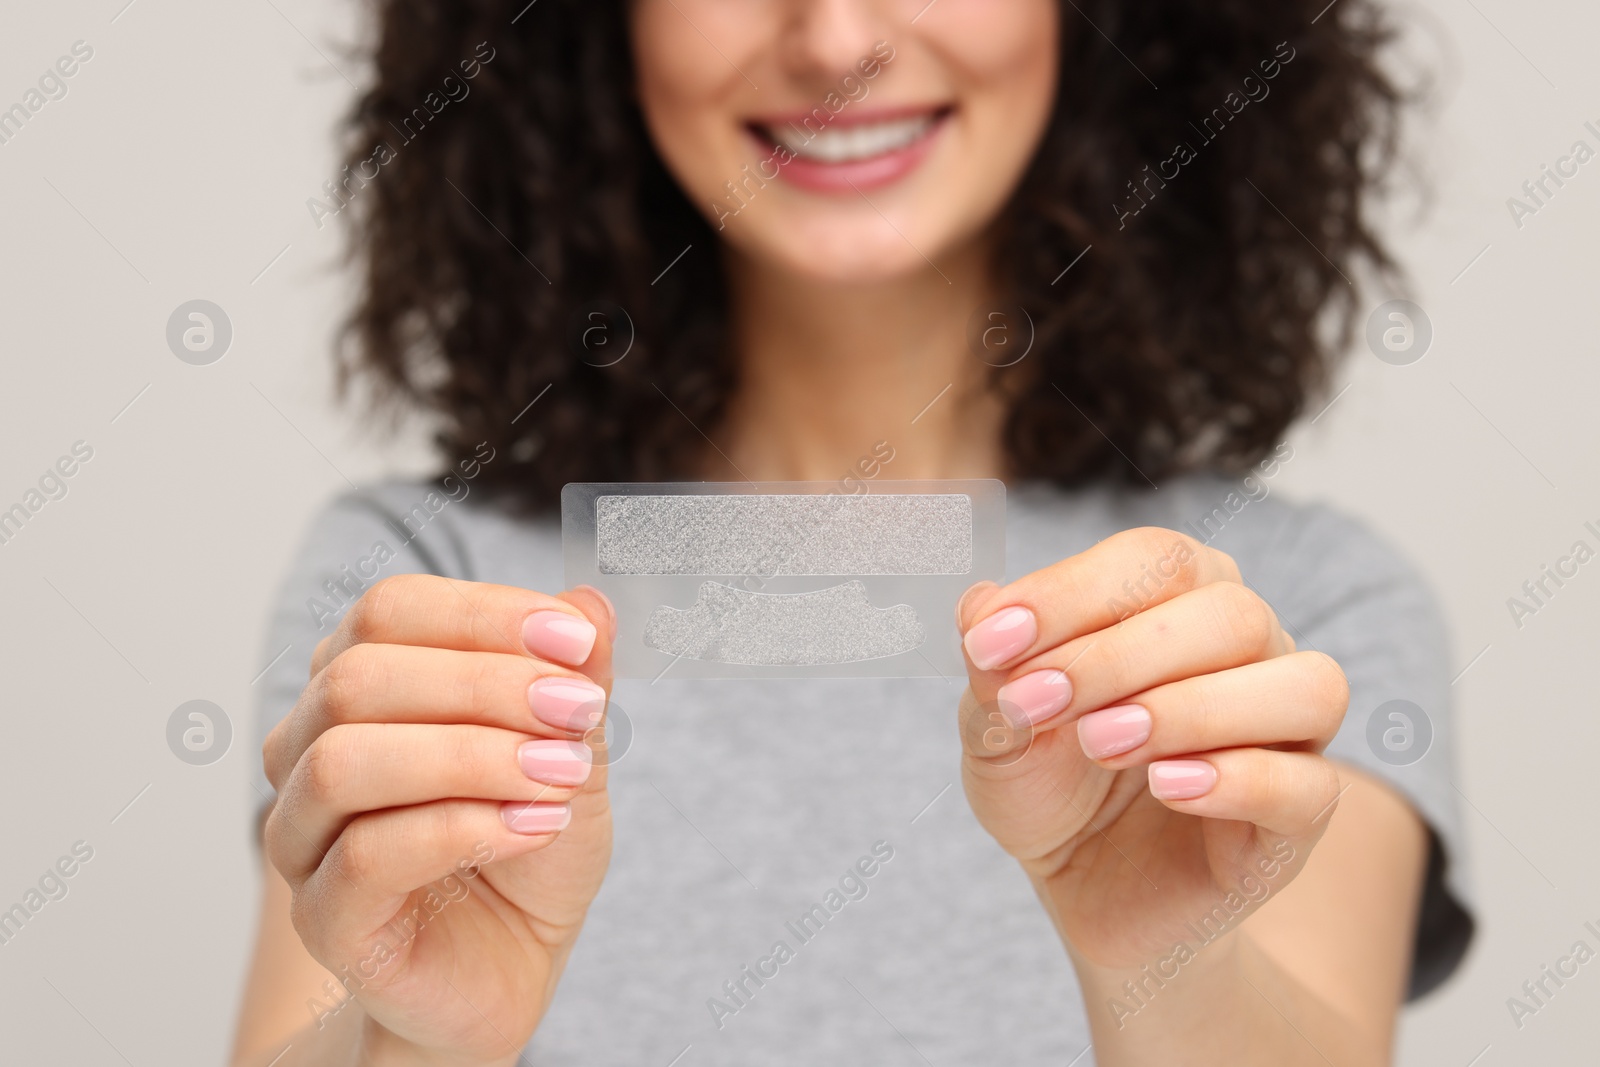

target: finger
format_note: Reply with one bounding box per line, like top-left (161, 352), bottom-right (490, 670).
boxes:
top-left (958, 527), bottom-right (1240, 672)
top-left (264, 645), bottom-right (609, 790)
top-left (310, 575), bottom-right (611, 674)
top-left (568, 584), bottom-right (618, 644)
top-left (1145, 748), bottom-right (1343, 841)
top-left (267, 723), bottom-right (591, 886)
top-left (956, 683), bottom-right (1107, 868)
top-left (1075, 651), bottom-right (1349, 767)
top-left (291, 798), bottom-right (568, 969)
top-left (975, 581), bottom-right (1292, 731)
top-left (957, 683), bottom-right (1037, 764)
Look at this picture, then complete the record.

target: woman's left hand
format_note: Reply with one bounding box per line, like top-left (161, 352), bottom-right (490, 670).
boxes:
top-left (956, 526), bottom-right (1350, 971)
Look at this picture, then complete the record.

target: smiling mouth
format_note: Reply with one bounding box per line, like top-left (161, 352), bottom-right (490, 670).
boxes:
top-left (748, 108), bottom-right (952, 165)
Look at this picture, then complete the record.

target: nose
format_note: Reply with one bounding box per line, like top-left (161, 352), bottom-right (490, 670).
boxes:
top-left (779, 0), bottom-right (891, 86)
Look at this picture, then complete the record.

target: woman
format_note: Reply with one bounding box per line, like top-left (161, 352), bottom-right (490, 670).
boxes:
top-left (233, 1), bottom-right (1473, 1063)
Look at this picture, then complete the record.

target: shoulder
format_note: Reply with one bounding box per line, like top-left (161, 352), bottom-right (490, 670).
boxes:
top-left (1010, 473), bottom-right (1437, 619)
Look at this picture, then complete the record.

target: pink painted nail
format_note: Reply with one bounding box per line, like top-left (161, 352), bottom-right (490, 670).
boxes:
top-left (1078, 704), bottom-right (1153, 760)
top-left (528, 677), bottom-right (607, 733)
top-left (517, 740), bottom-right (593, 786)
top-left (500, 802), bottom-right (572, 835)
top-left (1149, 760), bottom-right (1218, 801)
top-left (522, 610), bottom-right (597, 666)
top-left (996, 669), bottom-right (1072, 726)
top-left (963, 605), bottom-right (1037, 671)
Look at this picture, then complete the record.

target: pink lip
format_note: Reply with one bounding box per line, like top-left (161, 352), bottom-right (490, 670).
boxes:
top-left (744, 107), bottom-right (951, 194)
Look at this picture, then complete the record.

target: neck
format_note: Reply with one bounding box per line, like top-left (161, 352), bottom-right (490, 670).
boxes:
top-left (715, 237), bottom-right (1009, 484)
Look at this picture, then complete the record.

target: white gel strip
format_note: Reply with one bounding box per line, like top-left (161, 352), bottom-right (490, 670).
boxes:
top-left (596, 493), bottom-right (973, 575)
top-left (643, 581), bottom-right (924, 666)
top-left (562, 480), bottom-right (1005, 678)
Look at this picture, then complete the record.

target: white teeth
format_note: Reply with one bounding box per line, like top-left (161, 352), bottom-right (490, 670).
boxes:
top-left (764, 114), bottom-right (936, 163)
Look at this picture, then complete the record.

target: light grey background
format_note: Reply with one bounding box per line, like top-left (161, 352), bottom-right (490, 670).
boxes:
top-left (0, 1), bottom-right (1594, 1063)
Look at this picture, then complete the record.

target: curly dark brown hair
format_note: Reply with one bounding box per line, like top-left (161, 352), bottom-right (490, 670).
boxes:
top-left (336, 0), bottom-right (1402, 511)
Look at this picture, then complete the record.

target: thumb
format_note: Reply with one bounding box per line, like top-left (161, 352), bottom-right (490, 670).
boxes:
top-left (555, 585), bottom-right (615, 691)
top-left (555, 586), bottom-right (617, 789)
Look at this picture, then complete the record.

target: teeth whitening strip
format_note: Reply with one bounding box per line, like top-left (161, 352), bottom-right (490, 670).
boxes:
top-left (563, 481), bottom-right (1005, 679)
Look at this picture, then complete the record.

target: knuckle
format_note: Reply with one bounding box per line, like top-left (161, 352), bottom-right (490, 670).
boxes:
top-left (1124, 526), bottom-right (1172, 555)
top-left (1211, 583), bottom-right (1275, 654)
top-left (310, 632), bottom-right (339, 674)
top-left (463, 653), bottom-right (518, 721)
top-left (299, 727), bottom-right (357, 808)
top-left (287, 882), bottom-right (319, 939)
top-left (1151, 529), bottom-right (1204, 593)
top-left (261, 807), bottom-right (292, 872)
top-left (1098, 634), bottom-right (1145, 692)
top-left (346, 575), bottom-right (408, 644)
top-left (1185, 676), bottom-right (1227, 740)
top-left (407, 802), bottom-right (465, 866)
top-left (435, 801), bottom-right (475, 851)
top-left (1129, 527), bottom-right (1199, 585)
top-left (343, 598), bottom-right (379, 648)
top-left (332, 819), bottom-right (381, 886)
top-left (445, 726), bottom-right (488, 780)
top-left (1258, 752), bottom-right (1285, 806)
top-left (318, 646), bottom-right (379, 724)
top-left (1302, 651), bottom-right (1351, 716)
top-left (262, 725), bottom-right (287, 791)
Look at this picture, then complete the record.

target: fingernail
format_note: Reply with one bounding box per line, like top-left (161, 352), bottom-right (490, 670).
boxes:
top-left (996, 669), bottom-right (1072, 726)
top-left (1078, 704), bottom-right (1153, 760)
top-left (1149, 760), bottom-right (1218, 801)
top-left (501, 802), bottom-right (572, 835)
top-left (573, 585), bottom-right (617, 642)
top-left (528, 677), bottom-right (607, 733)
top-left (963, 605), bottom-right (1037, 671)
top-left (517, 740), bottom-right (593, 786)
top-left (523, 610), bottom-right (597, 666)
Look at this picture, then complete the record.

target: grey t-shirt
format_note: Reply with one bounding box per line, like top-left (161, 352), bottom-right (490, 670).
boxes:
top-left (254, 475), bottom-right (1473, 1065)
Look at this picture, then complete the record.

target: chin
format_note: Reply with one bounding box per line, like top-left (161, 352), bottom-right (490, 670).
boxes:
top-left (763, 228), bottom-right (940, 286)
top-left (716, 197), bottom-right (958, 286)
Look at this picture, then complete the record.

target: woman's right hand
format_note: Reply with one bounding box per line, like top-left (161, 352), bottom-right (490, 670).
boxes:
top-left (262, 574), bottom-right (617, 1066)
